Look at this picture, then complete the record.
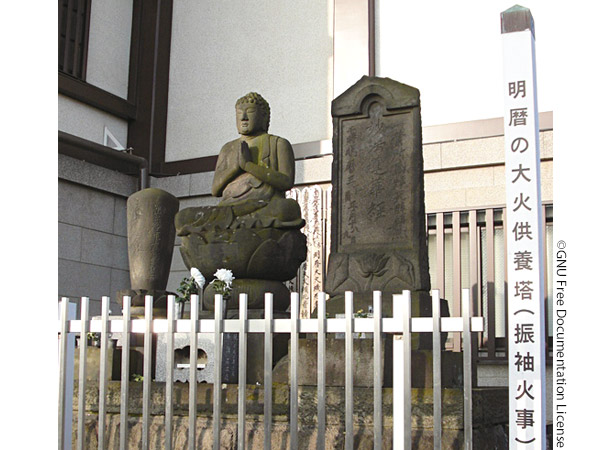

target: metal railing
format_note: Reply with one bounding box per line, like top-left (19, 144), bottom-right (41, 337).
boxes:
top-left (58, 289), bottom-right (483, 449)
top-left (426, 204), bottom-right (553, 360)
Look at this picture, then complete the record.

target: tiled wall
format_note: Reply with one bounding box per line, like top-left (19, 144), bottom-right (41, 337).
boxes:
top-left (58, 155), bottom-right (138, 315)
top-left (423, 130), bottom-right (553, 211)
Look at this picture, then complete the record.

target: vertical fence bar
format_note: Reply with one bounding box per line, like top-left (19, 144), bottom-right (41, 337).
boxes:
top-left (238, 293), bottom-right (248, 450)
top-left (317, 292), bottom-right (326, 450)
top-left (345, 291), bottom-right (354, 450)
top-left (435, 213), bottom-right (445, 299)
top-left (485, 208), bottom-right (496, 358)
top-left (432, 290), bottom-right (442, 450)
top-left (402, 290), bottom-right (413, 450)
top-left (188, 294), bottom-right (200, 450)
top-left (165, 295), bottom-right (176, 450)
top-left (543, 205), bottom-right (550, 355)
top-left (468, 210), bottom-right (479, 316)
top-left (213, 294), bottom-right (223, 450)
top-left (451, 211), bottom-right (462, 351)
top-left (120, 296), bottom-right (131, 450)
top-left (468, 210), bottom-right (479, 387)
top-left (58, 298), bottom-right (70, 450)
top-left (503, 207), bottom-right (509, 353)
top-left (264, 293), bottom-right (274, 450)
top-left (373, 291), bottom-right (383, 449)
top-left (142, 295), bottom-right (154, 450)
top-left (462, 289), bottom-right (473, 450)
top-left (77, 297), bottom-right (90, 450)
top-left (290, 292), bottom-right (300, 450)
top-left (98, 296), bottom-right (110, 450)
top-left (392, 295), bottom-right (404, 450)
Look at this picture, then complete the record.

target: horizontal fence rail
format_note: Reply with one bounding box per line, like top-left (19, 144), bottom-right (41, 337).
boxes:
top-left (58, 289), bottom-right (483, 450)
top-left (62, 314), bottom-right (484, 335)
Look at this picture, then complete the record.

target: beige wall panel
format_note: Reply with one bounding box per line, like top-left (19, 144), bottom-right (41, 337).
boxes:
top-left (540, 130), bottom-right (553, 159)
top-left (423, 189), bottom-right (467, 212)
top-left (424, 166), bottom-right (495, 192)
top-left (492, 165), bottom-right (506, 187)
top-left (464, 185), bottom-right (507, 208)
top-left (422, 143), bottom-right (442, 171)
top-left (440, 136), bottom-right (504, 169)
top-left (541, 160), bottom-right (553, 202)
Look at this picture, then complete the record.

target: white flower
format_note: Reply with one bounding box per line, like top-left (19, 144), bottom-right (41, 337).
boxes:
top-left (190, 267), bottom-right (206, 288)
top-left (214, 268), bottom-right (234, 283)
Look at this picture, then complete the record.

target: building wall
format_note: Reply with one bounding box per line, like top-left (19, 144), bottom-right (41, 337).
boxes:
top-left (85, 0), bottom-right (133, 99)
top-left (164, 0), bottom-right (334, 161)
top-left (58, 94), bottom-right (129, 147)
top-left (424, 131), bottom-right (553, 211)
top-left (58, 155), bottom-right (138, 316)
top-left (58, 0), bottom-right (133, 149)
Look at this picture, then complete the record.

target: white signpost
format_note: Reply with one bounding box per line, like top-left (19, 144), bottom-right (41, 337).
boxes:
top-left (501, 5), bottom-right (546, 449)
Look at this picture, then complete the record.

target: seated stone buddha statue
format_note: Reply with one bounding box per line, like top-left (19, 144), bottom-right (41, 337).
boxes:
top-left (177, 92), bottom-right (304, 232)
top-left (175, 93), bottom-right (307, 310)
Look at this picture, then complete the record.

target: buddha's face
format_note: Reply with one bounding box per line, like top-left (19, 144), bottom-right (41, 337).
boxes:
top-left (236, 103), bottom-right (265, 135)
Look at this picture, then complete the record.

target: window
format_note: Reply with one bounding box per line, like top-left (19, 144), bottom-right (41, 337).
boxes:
top-left (59, 0), bottom-right (92, 79)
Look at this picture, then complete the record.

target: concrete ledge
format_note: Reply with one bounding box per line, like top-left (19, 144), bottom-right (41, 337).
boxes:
top-left (59, 154), bottom-right (138, 198)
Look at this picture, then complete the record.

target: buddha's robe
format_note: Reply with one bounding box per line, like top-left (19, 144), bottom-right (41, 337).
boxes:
top-left (175, 133), bottom-right (304, 236)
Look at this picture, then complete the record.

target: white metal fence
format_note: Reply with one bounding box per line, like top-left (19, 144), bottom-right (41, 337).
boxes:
top-left (58, 289), bottom-right (483, 449)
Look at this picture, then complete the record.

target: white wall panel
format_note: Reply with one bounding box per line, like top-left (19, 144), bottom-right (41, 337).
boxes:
top-left (58, 95), bottom-right (128, 147)
top-left (86, 0), bottom-right (133, 99)
top-left (165, 0), bottom-right (333, 161)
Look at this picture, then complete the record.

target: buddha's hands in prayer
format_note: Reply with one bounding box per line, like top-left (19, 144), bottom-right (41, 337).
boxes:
top-left (238, 141), bottom-right (252, 171)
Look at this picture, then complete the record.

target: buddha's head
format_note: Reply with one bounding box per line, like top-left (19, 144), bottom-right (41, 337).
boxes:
top-left (235, 92), bottom-right (270, 135)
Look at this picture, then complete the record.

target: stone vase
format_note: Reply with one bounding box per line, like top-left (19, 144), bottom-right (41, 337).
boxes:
top-left (126, 188), bottom-right (179, 306)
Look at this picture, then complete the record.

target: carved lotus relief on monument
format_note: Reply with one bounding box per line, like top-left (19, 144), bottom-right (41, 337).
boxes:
top-left (326, 251), bottom-right (416, 294)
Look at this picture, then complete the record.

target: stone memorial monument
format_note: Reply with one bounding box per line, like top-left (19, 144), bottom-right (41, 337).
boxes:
top-left (175, 92), bottom-right (307, 312)
top-left (294, 76), bottom-right (456, 389)
top-left (324, 76), bottom-right (431, 319)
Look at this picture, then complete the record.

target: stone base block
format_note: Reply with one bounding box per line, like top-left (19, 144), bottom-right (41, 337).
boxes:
top-left (292, 336), bottom-right (393, 387)
top-left (279, 337), bottom-right (463, 388)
